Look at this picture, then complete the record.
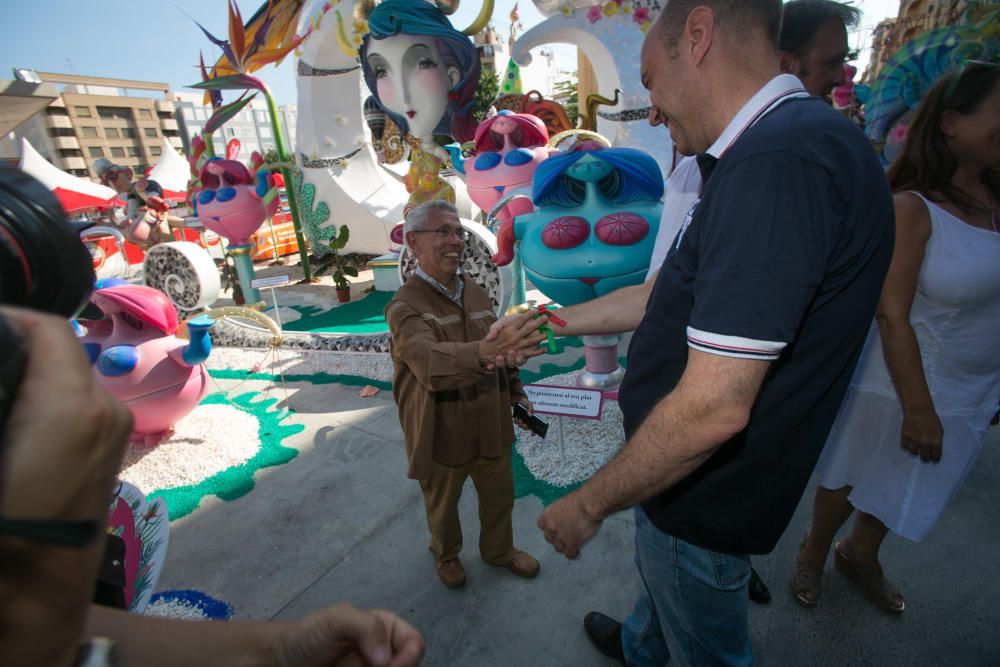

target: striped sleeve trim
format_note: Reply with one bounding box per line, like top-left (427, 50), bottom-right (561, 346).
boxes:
top-left (686, 326), bottom-right (785, 360)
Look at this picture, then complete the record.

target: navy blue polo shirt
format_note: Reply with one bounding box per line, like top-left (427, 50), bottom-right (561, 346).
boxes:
top-left (618, 96), bottom-right (894, 555)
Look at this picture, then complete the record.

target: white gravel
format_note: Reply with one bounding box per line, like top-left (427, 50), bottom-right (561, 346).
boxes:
top-left (515, 372), bottom-right (625, 487)
top-left (143, 598), bottom-right (212, 620)
top-left (208, 347), bottom-right (394, 383)
top-left (119, 405), bottom-right (259, 490)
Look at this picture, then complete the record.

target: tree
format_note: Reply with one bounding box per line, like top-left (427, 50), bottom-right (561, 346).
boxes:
top-left (552, 74), bottom-right (579, 128)
top-left (474, 68), bottom-right (500, 122)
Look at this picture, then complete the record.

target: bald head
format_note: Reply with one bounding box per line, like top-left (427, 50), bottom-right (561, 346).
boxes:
top-left (655, 0), bottom-right (783, 54)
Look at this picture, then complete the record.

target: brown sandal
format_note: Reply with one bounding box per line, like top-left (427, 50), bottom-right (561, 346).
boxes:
top-left (789, 539), bottom-right (822, 607)
top-left (834, 540), bottom-right (905, 613)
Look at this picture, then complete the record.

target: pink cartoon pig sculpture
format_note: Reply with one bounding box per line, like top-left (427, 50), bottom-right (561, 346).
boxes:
top-left (194, 157), bottom-right (278, 246)
top-left (79, 284), bottom-right (214, 446)
top-left (453, 111), bottom-right (558, 265)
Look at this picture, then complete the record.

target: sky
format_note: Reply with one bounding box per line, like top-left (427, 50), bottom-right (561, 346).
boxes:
top-left (0, 0), bottom-right (901, 107)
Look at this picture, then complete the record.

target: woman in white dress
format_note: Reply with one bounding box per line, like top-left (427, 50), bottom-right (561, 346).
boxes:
top-left (789, 61), bottom-right (1000, 613)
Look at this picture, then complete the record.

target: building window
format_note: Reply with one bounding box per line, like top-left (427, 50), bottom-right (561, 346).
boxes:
top-left (122, 128), bottom-right (136, 139)
top-left (137, 109), bottom-right (153, 120)
top-left (74, 106), bottom-right (92, 117)
top-left (88, 147), bottom-right (105, 158)
top-left (182, 108), bottom-right (194, 120)
top-left (144, 127), bottom-right (157, 138)
top-left (111, 147), bottom-right (125, 158)
top-left (105, 127), bottom-right (120, 138)
top-left (126, 146), bottom-right (140, 157)
top-left (259, 126), bottom-right (271, 138)
top-left (151, 147), bottom-right (162, 156)
top-left (97, 106), bottom-right (130, 120)
top-left (194, 108), bottom-right (206, 121)
top-left (80, 126), bottom-right (99, 138)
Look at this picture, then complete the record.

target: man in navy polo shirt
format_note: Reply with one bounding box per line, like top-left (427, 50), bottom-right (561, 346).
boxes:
top-left (534, 1), bottom-right (894, 664)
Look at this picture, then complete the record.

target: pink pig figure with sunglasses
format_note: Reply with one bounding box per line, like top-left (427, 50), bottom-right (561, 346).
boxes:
top-left (194, 157), bottom-right (278, 246)
top-left (79, 284), bottom-right (215, 446)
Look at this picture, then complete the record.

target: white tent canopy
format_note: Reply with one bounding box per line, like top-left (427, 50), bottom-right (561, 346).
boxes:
top-left (147, 138), bottom-right (190, 195)
top-left (18, 137), bottom-right (117, 199)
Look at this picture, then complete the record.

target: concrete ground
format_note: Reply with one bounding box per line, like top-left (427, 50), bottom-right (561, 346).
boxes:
top-left (152, 337), bottom-right (1000, 667)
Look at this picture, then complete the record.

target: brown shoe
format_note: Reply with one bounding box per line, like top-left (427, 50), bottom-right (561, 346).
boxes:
top-left (499, 550), bottom-right (540, 579)
top-left (436, 558), bottom-right (466, 589)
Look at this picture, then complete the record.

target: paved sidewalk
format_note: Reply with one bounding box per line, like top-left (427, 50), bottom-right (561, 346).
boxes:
top-left (155, 353), bottom-right (1000, 666)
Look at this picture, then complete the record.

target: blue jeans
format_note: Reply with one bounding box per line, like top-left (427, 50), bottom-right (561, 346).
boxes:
top-left (621, 507), bottom-right (753, 667)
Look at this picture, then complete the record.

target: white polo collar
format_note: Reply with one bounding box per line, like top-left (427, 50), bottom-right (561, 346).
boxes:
top-left (706, 74), bottom-right (810, 160)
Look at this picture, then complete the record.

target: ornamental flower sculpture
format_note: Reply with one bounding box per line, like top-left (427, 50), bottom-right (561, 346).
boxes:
top-left (578, 0), bottom-right (657, 32)
top-left (191, 0), bottom-right (314, 279)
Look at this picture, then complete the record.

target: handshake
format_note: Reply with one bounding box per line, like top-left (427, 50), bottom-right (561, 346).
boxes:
top-left (477, 308), bottom-right (556, 369)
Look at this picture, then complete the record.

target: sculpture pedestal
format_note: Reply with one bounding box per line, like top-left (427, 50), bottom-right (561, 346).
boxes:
top-left (578, 334), bottom-right (624, 396)
top-left (228, 244), bottom-right (261, 304)
top-left (369, 253), bottom-right (402, 292)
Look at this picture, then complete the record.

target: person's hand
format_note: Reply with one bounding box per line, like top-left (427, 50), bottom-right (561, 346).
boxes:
top-left (900, 406), bottom-right (943, 463)
top-left (0, 307), bottom-right (133, 667)
top-left (480, 312), bottom-right (548, 368)
top-left (537, 491), bottom-right (603, 560)
top-left (273, 605), bottom-right (424, 667)
top-left (512, 398), bottom-right (533, 430)
top-left (0, 307), bottom-right (133, 524)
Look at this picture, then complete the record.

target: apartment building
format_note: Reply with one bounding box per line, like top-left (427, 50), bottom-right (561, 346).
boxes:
top-left (3, 72), bottom-right (184, 178)
top-left (172, 91), bottom-right (297, 161)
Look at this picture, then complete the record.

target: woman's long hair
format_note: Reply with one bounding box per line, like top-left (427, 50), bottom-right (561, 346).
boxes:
top-left (360, 0), bottom-right (480, 143)
top-left (887, 62), bottom-right (999, 213)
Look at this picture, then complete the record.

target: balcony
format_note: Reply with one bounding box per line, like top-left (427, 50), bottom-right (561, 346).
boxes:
top-left (51, 136), bottom-right (80, 150)
top-left (155, 100), bottom-right (174, 114)
top-left (160, 118), bottom-right (178, 131)
top-left (168, 136), bottom-right (183, 148)
top-left (46, 114), bottom-right (73, 129)
top-left (62, 157), bottom-right (86, 170)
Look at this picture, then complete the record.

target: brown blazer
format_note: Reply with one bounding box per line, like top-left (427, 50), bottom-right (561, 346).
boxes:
top-left (386, 276), bottom-right (525, 480)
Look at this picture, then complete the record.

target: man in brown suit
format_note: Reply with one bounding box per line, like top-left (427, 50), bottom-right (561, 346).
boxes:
top-left (385, 200), bottom-right (548, 589)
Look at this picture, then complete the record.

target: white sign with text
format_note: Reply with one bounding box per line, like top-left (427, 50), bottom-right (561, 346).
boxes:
top-left (523, 384), bottom-right (604, 420)
top-left (251, 274), bottom-right (291, 289)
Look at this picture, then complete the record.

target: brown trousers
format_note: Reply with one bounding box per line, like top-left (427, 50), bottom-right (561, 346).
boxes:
top-left (418, 446), bottom-right (517, 565)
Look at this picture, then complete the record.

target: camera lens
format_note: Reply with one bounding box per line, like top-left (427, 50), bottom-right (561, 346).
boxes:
top-left (0, 165), bottom-right (95, 318)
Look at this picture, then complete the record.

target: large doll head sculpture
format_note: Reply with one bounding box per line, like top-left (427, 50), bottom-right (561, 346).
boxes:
top-left (194, 156), bottom-right (278, 247)
top-left (79, 284), bottom-right (214, 446)
top-left (360, 0), bottom-right (480, 146)
top-left (504, 142), bottom-right (664, 307)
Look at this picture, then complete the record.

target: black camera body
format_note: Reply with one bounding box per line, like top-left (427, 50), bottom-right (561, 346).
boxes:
top-left (0, 165), bottom-right (97, 429)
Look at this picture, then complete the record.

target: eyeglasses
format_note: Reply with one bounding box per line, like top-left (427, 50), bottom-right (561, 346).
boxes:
top-left (944, 59), bottom-right (997, 102)
top-left (411, 228), bottom-right (471, 241)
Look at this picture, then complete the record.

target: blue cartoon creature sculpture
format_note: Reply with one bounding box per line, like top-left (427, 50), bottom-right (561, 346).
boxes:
top-left (496, 142), bottom-right (663, 306)
top-left (494, 142), bottom-right (663, 391)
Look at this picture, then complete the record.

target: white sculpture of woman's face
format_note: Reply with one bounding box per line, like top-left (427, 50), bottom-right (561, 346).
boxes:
top-left (366, 33), bottom-right (461, 140)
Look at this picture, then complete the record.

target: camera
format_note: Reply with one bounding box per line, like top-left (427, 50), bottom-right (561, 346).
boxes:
top-left (0, 165), bottom-right (98, 429)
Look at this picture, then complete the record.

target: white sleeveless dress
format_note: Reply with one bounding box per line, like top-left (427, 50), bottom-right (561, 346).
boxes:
top-left (815, 193), bottom-right (1000, 542)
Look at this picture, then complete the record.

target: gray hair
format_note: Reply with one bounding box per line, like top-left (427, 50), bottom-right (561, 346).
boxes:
top-left (403, 200), bottom-right (459, 236)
